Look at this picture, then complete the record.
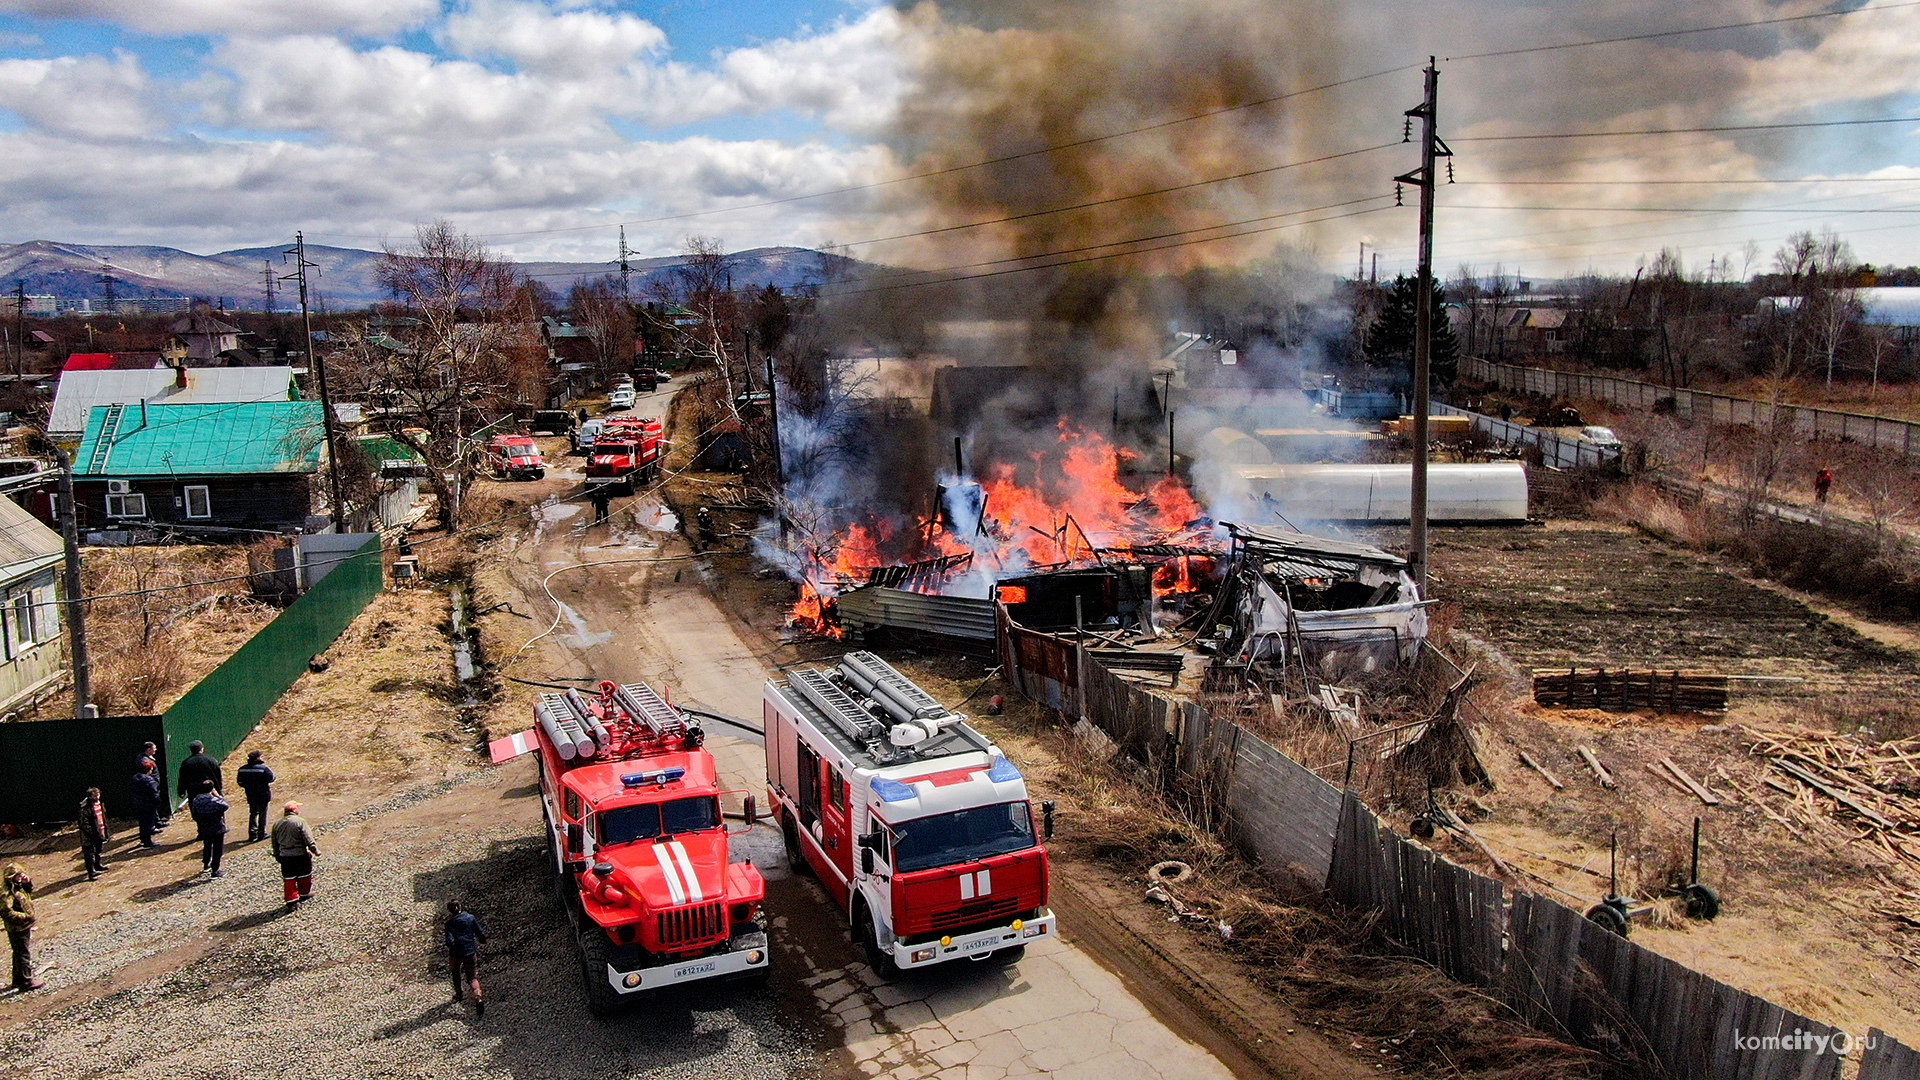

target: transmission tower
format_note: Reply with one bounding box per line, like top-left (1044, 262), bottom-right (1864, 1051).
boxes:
top-left (97, 265), bottom-right (118, 312)
top-left (616, 226), bottom-right (637, 300)
top-left (262, 259), bottom-right (278, 313)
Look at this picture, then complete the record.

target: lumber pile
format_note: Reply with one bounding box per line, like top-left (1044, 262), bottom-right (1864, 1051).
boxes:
top-left (1532, 667), bottom-right (1729, 713)
top-left (1745, 727), bottom-right (1920, 871)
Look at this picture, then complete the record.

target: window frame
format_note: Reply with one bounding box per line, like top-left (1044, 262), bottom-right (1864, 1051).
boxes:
top-left (183, 484), bottom-right (212, 520)
top-left (105, 491), bottom-right (148, 519)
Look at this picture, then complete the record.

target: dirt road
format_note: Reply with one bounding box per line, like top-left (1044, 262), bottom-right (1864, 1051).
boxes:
top-left (488, 394), bottom-right (1250, 1079)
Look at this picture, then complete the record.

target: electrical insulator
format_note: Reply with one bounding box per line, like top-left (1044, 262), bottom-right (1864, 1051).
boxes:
top-left (1395, 184), bottom-right (1403, 206)
top-left (1402, 118), bottom-right (1412, 142)
top-left (1447, 160), bottom-right (1455, 184)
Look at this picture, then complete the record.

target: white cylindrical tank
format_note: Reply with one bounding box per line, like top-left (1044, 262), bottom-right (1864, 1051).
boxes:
top-left (1228, 462), bottom-right (1528, 522)
top-left (1195, 426), bottom-right (1274, 466)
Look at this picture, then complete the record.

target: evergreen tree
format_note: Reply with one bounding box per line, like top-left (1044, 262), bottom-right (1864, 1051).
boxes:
top-left (1363, 275), bottom-right (1458, 384)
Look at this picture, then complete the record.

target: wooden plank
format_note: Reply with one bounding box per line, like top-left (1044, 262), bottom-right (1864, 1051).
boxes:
top-left (1774, 759), bottom-right (1895, 828)
top-left (1578, 745), bottom-right (1617, 788)
top-left (1660, 757), bottom-right (1723, 806)
top-left (1518, 747), bottom-right (1566, 789)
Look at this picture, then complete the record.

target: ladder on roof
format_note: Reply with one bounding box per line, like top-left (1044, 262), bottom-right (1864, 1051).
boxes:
top-left (611, 682), bottom-right (685, 738)
top-left (87, 403), bottom-right (124, 474)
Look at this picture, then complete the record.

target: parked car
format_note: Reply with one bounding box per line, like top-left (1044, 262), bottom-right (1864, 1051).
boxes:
top-left (1581, 425), bottom-right (1623, 451)
top-left (607, 388), bottom-right (636, 410)
top-left (482, 434), bottom-right (546, 480)
top-left (573, 417), bottom-right (607, 454)
top-left (532, 409), bottom-right (574, 436)
top-left (633, 366), bottom-right (659, 391)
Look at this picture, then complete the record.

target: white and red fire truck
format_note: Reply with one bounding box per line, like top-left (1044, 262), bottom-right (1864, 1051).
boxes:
top-left (763, 652), bottom-right (1055, 975)
top-left (482, 433), bottom-right (546, 480)
top-left (492, 680), bottom-right (768, 1014)
top-left (585, 415), bottom-right (663, 494)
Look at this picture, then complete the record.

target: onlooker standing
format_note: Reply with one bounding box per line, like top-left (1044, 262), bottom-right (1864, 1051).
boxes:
top-left (271, 802), bottom-right (319, 909)
top-left (189, 780), bottom-right (229, 877)
top-left (130, 762), bottom-right (163, 849)
top-left (77, 788), bottom-right (110, 881)
top-left (444, 900), bottom-right (489, 1017)
top-left (176, 740), bottom-right (221, 812)
top-left (3, 863), bottom-right (42, 992)
top-left (1815, 467), bottom-right (1834, 504)
top-left (236, 751), bottom-right (275, 843)
top-left (137, 741), bottom-right (170, 830)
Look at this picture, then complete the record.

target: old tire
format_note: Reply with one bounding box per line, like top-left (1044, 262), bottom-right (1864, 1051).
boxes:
top-left (1585, 902), bottom-right (1631, 938)
top-left (783, 819), bottom-right (814, 878)
top-left (1682, 883), bottom-right (1721, 921)
top-left (578, 928), bottom-right (624, 1018)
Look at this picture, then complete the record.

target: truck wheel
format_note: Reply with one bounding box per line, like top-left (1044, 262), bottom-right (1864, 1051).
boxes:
top-left (783, 820), bottom-right (813, 878)
top-left (990, 944), bottom-right (1026, 966)
top-left (854, 899), bottom-right (900, 981)
top-left (578, 928), bottom-right (625, 1018)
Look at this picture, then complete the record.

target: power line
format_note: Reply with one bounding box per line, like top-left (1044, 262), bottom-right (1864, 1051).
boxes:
top-left (1455, 115), bottom-right (1920, 142)
top-left (1444, 1), bottom-right (1920, 62)
top-left (1455, 177), bottom-right (1920, 186)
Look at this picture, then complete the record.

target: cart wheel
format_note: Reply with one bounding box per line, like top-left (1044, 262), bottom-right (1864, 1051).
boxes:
top-left (1410, 816), bottom-right (1436, 839)
top-left (1585, 902), bottom-right (1631, 938)
top-left (1682, 882), bottom-right (1720, 921)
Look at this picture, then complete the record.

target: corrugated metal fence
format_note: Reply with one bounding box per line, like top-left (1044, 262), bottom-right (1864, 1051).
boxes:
top-left (1463, 357), bottom-right (1920, 459)
top-left (1432, 401), bottom-right (1622, 469)
top-left (0, 712), bottom-right (164, 821)
top-left (162, 534), bottom-right (384, 792)
top-left (999, 611), bottom-right (1919, 1079)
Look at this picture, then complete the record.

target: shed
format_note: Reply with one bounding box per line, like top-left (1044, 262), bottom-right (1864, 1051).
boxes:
top-left (0, 496), bottom-right (66, 714)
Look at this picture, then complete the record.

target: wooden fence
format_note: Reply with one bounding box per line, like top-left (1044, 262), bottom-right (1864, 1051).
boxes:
top-left (1462, 357), bottom-right (1920, 460)
top-left (998, 609), bottom-right (1919, 1080)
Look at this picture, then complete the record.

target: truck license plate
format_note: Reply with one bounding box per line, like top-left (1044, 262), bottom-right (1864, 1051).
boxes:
top-left (673, 960), bottom-right (718, 980)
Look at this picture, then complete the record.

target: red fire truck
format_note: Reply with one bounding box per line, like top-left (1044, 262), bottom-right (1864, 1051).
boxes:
top-left (585, 416), bottom-right (663, 494)
top-left (492, 680), bottom-right (768, 1014)
top-left (482, 433), bottom-right (546, 480)
top-left (763, 652), bottom-right (1054, 976)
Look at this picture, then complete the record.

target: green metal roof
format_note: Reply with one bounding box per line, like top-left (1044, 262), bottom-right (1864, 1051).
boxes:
top-left (75, 400), bottom-right (325, 477)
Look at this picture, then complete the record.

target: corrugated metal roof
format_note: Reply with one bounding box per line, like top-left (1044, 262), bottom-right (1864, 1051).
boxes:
top-left (63, 353), bottom-right (115, 371)
top-left (50, 366), bottom-right (296, 436)
top-left (0, 495), bottom-right (64, 572)
top-left (74, 400), bottom-right (324, 477)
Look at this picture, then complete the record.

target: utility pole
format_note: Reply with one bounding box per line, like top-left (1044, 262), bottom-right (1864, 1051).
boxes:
top-left (617, 226), bottom-right (636, 301)
top-left (52, 447), bottom-right (89, 718)
top-left (13, 280), bottom-right (24, 377)
top-left (283, 232), bottom-right (347, 532)
top-left (1395, 58), bottom-right (1452, 593)
top-left (261, 259), bottom-right (278, 314)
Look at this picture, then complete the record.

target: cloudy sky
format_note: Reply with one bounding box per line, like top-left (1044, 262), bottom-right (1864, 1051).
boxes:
top-left (0, 0), bottom-right (1915, 279)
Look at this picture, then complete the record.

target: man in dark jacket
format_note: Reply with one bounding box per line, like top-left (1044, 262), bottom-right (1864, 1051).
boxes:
top-left (130, 762), bottom-right (163, 848)
top-left (176, 741), bottom-right (221, 809)
top-left (189, 780), bottom-right (229, 877)
top-left (136, 741), bottom-right (169, 830)
top-left (445, 900), bottom-right (488, 1016)
top-left (236, 751), bottom-right (275, 842)
top-left (77, 788), bottom-right (109, 880)
top-left (4, 863), bottom-right (41, 991)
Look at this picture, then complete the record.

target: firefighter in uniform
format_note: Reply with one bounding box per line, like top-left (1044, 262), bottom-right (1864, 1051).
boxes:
top-left (271, 802), bottom-right (319, 909)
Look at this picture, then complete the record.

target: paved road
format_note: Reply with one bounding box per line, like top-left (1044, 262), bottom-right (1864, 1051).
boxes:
top-left (504, 388), bottom-right (1238, 1079)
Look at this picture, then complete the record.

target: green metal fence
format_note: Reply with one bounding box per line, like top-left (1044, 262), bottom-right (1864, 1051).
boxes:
top-left (161, 534), bottom-right (384, 789)
top-left (0, 712), bottom-right (165, 822)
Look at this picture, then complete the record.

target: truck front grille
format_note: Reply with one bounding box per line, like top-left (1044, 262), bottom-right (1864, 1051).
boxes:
top-left (929, 896), bottom-right (1021, 933)
top-left (657, 901), bottom-right (725, 947)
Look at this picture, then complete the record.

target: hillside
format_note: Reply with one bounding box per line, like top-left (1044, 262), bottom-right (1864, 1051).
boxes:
top-left (0, 240), bottom-right (857, 309)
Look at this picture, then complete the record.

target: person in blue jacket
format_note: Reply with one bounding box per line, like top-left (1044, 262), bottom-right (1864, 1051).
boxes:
top-left (444, 900), bottom-right (489, 1017)
top-left (188, 780), bottom-right (229, 877)
top-left (236, 751), bottom-right (275, 842)
top-left (130, 761), bottom-right (163, 848)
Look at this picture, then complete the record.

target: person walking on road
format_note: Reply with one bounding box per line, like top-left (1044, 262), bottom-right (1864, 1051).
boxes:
top-left (271, 802), bottom-right (318, 909)
top-left (444, 900), bottom-right (489, 1017)
top-left (189, 780), bottom-right (229, 877)
top-left (4, 864), bottom-right (42, 992)
top-left (130, 761), bottom-right (163, 848)
top-left (236, 751), bottom-right (275, 842)
top-left (77, 788), bottom-right (110, 880)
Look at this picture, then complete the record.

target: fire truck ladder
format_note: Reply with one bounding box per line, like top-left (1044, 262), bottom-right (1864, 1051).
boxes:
top-left (788, 667), bottom-right (887, 747)
top-left (610, 681), bottom-right (686, 738)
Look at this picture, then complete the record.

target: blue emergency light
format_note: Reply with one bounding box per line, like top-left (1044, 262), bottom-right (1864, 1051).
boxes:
top-left (622, 766), bottom-right (687, 787)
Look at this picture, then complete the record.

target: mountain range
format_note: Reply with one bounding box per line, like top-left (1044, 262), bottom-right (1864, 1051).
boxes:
top-left (0, 240), bottom-right (849, 310)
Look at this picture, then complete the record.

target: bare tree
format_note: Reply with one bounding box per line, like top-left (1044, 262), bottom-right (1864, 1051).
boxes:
top-left (567, 278), bottom-right (633, 384)
top-left (654, 236), bottom-right (742, 411)
top-left (349, 221), bottom-right (534, 527)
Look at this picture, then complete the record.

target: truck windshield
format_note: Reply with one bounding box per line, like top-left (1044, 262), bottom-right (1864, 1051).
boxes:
top-left (596, 795), bottom-right (720, 846)
top-left (892, 802), bottom-right (1035, 873)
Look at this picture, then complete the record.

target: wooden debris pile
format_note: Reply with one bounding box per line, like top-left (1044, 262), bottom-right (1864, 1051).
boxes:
top-left (1533, 667), bottom-right (1729, 713)
top-left (1745, 727), bottom-right (1920, 870)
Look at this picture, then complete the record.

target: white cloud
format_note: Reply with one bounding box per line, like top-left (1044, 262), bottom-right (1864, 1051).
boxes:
top-left (1741, 1), bottom-right (1920, 116)
top-left (442, 0), bottom-right (666, 74)
top-left (0, 0), bottom-right (437, 36)
top-left (0, 52), bottom-right (162, 137)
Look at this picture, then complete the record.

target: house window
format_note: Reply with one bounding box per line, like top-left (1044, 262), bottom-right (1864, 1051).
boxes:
top-left (104, 490), bottom-right (146, 518)
top-left (184, 485), bottom-right (212, 519)
top-left (10, 593), bottom-right (32, 649)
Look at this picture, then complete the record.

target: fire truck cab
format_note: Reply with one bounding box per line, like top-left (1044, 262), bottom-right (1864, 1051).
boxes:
top-left (764, 652), bottom-right (1054, 976)
top-left (503, 680), bottom-right (769, 1015)
top-left (586, 416), bottom-right (663, 494)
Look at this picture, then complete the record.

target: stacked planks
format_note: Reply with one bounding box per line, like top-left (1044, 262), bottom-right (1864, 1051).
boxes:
top-left (1532, 667), bottom-right (1729, 713)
